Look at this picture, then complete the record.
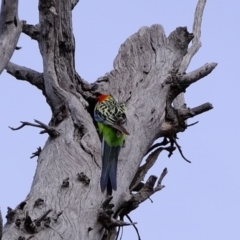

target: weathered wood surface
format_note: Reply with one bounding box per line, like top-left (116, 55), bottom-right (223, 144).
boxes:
top-left (1, 0), bottom-right (216, 239)
top-left (0, 0), bottom-right (22, 75)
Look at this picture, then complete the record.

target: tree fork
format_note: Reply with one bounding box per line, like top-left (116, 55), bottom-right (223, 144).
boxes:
top-left (1, 0), bottom-right (216, 239)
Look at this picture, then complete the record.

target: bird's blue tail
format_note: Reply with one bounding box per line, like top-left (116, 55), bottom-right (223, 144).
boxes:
top-left (100, 140), bottom-right (121, 195)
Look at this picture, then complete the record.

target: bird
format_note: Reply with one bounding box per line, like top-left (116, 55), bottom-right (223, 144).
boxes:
top-left (94, 94), bottom-right (129, 195)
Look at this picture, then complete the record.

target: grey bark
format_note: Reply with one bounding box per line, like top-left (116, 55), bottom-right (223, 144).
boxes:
top-left (1, 0), bottom-right (216, 239)
top-left (0, 208), bottom-right (2, 240)
top-left (0, 0), bottom-right (22, 75)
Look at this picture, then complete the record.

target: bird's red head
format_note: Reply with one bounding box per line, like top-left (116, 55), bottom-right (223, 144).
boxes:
top-left (98, 94), bottom-right (111, 103)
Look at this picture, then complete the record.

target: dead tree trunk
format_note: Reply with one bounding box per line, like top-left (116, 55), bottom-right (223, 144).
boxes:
top-left (1, 0), bottom-right (216, 239)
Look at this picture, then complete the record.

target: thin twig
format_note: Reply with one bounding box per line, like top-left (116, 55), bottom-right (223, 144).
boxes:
top-left (145, 137), bottom-right (169, 155)
top-left (9, 119), bottom-right (59, 137)
top-left (154, 168), bottom-right (168, 192)
top-left (35, 209), bottom-right (52, 226)
top-left (170, 137), bottom-right (191, 163)
top-left (186, 121), bottom-right (199, 127)
top-left (9, 121), bottom-right (40, 131)
top-left (125, 215), bottom-right (141, 240)
top-left (98, 212), bottom-right (137, 229)
top-left (119, 227), bottom-right (123, 240)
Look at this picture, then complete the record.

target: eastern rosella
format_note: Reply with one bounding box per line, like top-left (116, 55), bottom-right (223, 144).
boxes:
top-left (94, 94), bottom-right (129, 195)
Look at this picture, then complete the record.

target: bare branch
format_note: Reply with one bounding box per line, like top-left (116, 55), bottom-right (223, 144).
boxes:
top-left (174, 0), bottom-right (207, 109)
top-left (98, 196), bottom-right (136, 231)
top-left (178, 102), bottom-right (213, 120)
top-left (180, 62), bottom-right (217, 85)
top-left (6, 62), bottom-right (43, 90)
top-left (179, 0), bottom-right (207, 73)
top-left (9, 119), bottom-right (60, 138)
top-left (169, 137), bottom-right (191, 163)
top-left (117, 169), bottom-right (168, 220)
top-left (35, 209), bottom-right (52, 226)
top-left (145, 137), bottom-right (170, 156)
top-left (22, 21), bottom-right (40, 40)
top-left (153, 168), bottom-right (168, 192)
top-left (71, 0), bottom-right (80, 10)
top-left (132, 170), bottom-right (168, 204)
top-left (9, 121), bottom-right (42, 131)
top-left (186, 121), bottom-right (199, 127)
top-left (130, 146), bottom-right (172, 191)
top-left (0, 0), bottom-right (22, 74)
top-left (24, 212), bottom-right (36, 233)
top-left (165, 63), bottom-right (217, 104)
top-left (99, 212), bottom-right (137, 229)
top-left (125, 215), bottom-right (141, 240)
top-left (190, 103), bottom-right (213, 116)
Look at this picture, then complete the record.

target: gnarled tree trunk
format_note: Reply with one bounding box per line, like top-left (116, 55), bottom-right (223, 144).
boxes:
top-left (1, 0), bottom-right (216, 239)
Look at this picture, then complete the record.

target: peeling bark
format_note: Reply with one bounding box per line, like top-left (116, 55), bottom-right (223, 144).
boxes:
top-left (1, 0), bottom-right (216, 239)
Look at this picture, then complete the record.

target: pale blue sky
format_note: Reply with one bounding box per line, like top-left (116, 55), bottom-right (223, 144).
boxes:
top-left (1, 1), bottom-right (240, 239)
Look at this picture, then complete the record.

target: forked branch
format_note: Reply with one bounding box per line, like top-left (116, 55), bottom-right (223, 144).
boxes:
top-left (99, 212), bottom-right (137, 229)
top-left (9, 119), bottom-right (59, 137)
top-left (116, 169), bottom-right (168, 219)
top-left (165, 63), bottom-right (217, 104)
top-left (133, 169), bottom-right (168, 202)
top-left (130, 146), bottom-right (174, 191)
top-left (98, 196), bottom-right (137, 236)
